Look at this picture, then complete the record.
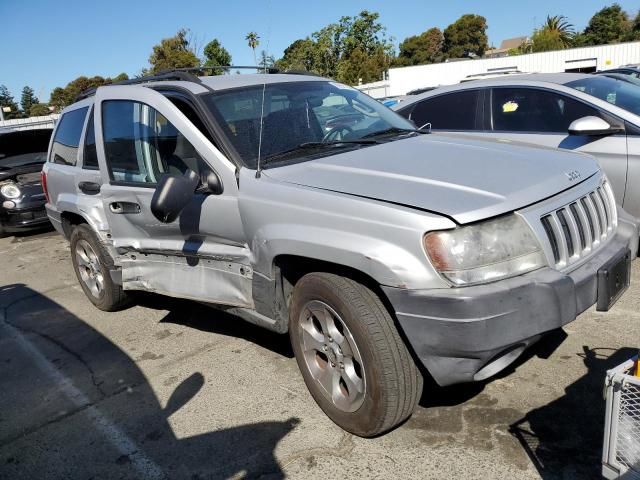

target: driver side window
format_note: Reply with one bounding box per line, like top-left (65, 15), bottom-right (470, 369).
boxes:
top-left (102, 100), bottom-right (206, 184)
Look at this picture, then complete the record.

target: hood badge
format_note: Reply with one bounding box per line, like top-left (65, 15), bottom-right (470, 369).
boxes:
top-left (566, 170), bottom-right (581, 182)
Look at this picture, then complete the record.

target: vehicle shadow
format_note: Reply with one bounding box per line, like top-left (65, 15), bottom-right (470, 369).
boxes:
top-left (413, 329), bottom-right (634, 478)
top-left (0, 283), bottom-right (298, 479)
top-left (509, 345), bottom-right (637, 480)
top-left (134, 292), bottom-right (294, 358)
top-left (6, 224), bottom-right (55, 242)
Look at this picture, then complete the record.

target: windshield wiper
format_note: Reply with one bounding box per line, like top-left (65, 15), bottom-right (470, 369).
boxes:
top-left (263, 139), bottom-right (379, 164)
top-left (361, 127), bottom-right (427, 139)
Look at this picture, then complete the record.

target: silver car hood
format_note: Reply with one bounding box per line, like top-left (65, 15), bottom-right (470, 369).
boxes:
top-left (264, 134), bottom-right (600, 224)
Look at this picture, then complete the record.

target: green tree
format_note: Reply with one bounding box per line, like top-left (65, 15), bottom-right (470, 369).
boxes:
top-left (395, 27), bottom-right (444, 66)
top-left (443, 14), bottom-right (488, 58)
top-left (625, 10), bottom-right (640, 40)
top-left (29, 103), bottom-right (50, 117)
top-left (48, 73), bottom-right (130, 111)
top-left (147, 29), bottom-right (200, 74)
top-left (20, 86), bottom-right (39, 115)
top-left (543, 15), bottom-right (575, 47)
top-left (49, 87), bottom-right (70, 112)
top-left (581, 4), bottom-right (629, 45)
top-left (0, 85), bottom-right (20, 120)
top-left (336, 46), bottom-right (391, 85)
top-left (312, 10), bottom-right (393, 83)
top-left (275, 38), bottom-right (317, 72)
top-left (203, 38), bottom-right (232, 75)
top-left (246, 32), bottom-right (260, 66)
top-left (531, 28), bottom-right (566, 52)
top-left (112, 72), bottom-right (129, 82)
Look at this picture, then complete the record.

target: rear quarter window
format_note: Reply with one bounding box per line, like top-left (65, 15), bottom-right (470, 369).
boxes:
top-left (51, 106), bottom-right (89, 166)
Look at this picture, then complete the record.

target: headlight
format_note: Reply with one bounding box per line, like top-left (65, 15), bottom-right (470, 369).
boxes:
top-left (423, 214), bottom-right (546, 286)
top-left (0, 183), bottom-right (21, 199)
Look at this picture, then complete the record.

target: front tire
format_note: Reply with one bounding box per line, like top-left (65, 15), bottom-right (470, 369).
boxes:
top-left (289, 272), bottom-right (423, 437)
top-left (70, 224), bottom-right (129, 311)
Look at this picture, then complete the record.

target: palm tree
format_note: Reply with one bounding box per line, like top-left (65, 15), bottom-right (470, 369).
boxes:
top-left (543, 15), bottom-right (575, 47)
top-left (246, 32), bottom-right (260, 66)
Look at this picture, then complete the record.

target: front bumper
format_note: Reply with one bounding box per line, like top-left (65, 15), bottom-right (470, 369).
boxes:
top-left (0, 204), bottom-right (49, 232)
top-left (0, 182), bottom-right (49, 233)
top-left (383, 228), bottom-right (638, 387)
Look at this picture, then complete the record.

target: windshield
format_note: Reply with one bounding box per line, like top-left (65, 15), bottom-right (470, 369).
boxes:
top-left (566, 76), bottom-right (640, 116)
top-left (202, 81), bottom-right (416, 168)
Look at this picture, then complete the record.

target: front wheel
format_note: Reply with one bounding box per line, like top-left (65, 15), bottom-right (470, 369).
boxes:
top-left (289, 273), bottom-right (423, 437)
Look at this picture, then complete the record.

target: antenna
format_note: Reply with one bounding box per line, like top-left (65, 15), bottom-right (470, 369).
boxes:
top-left (255, 81), bottom-right (267, 179)
top-left (255, 0), bottom-right (272, 179)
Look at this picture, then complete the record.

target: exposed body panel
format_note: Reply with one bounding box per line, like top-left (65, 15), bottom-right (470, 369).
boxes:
top-left (238, 167), bottom-right (456, 290)
top-left (88, 86), bottom-right (252, 307)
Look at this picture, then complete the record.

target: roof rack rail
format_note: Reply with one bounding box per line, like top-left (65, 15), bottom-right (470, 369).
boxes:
top-left (163, 66), bottom-right (323, 77)
top-left (171, 65), bottom-right (280, 74)
top-left (281, 69), bottom-right (323, 77)
top-left (73, 66), bottom-right (322, 102)
top-left (73, 70), bottom-right (205, 102)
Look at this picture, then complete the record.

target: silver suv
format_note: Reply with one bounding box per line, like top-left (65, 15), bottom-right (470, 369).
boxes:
top-left (43, 70), bottom-right (639, 437)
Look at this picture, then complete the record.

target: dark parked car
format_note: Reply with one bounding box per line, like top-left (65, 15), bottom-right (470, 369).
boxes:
top-left (596, 65), bottom-right (640, 79)
top-left (0, 128), bottom-right (52, 235)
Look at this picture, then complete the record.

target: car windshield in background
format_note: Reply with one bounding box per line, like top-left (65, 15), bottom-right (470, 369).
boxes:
top-left (202, 81), bottom-right (416, 168)
top-left (566, 76), bottom-right (640, 116)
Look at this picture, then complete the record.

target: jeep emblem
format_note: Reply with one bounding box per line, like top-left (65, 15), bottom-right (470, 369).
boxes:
top-left (566, 170), bottom-right (581, 182)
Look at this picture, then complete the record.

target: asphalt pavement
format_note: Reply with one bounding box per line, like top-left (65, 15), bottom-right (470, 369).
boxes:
top-left (0, 228), bottom-right (638, 479)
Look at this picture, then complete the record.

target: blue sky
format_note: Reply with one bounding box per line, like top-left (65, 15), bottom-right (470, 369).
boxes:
top-left (2, 0), bottom-right (639, 102)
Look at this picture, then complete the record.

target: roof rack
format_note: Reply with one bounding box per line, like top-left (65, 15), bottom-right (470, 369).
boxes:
top-left (74, 70), bottom-right (205, 102)
top-left (73, 66), bottom-right (321, 102)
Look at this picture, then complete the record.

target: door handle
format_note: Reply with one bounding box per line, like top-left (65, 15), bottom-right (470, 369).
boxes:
top-left (109, 202), bottom-right (141, 214)
top-left (78, 181), bottom-right (101, 194)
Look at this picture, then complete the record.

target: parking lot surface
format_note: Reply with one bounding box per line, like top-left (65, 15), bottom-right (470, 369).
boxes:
top-left (0, 229), bottom-right (638, 479)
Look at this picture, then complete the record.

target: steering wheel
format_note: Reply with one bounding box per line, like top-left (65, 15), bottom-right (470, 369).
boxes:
top-left (322, 125), bottom-right (354, 143)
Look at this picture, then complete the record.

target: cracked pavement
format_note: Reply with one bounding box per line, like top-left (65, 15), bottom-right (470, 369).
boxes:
top-left (0, 229), bottom-right (639, 479)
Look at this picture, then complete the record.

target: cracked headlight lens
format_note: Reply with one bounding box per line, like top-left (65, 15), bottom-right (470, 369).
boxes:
top-left (0, 182), bottom-right (21, 199)
top-left (424, 214), bottom-right (546, 286)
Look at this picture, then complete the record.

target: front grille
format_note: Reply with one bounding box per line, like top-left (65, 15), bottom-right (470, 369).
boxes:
top-left (540, 181), bottom-right (617, 269)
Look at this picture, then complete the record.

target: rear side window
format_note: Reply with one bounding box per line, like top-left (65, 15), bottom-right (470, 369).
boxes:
top-left (51, 107), bottom-right (89, 166)
top-left (407, 90), bottom-right (481, 130)
top-left (83, 111), bottom-right (99, 170)
top-left (491, 88), bottom-right (600, 133)
top-left (102, 100), bottom-right (206, 184)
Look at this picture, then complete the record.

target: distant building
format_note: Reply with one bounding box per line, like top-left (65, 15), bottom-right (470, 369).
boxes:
top-left (485, 36), bottom-right (530, 58)
top-left (0, 114), bottom-right (59, 133)
top-left (357, 41), bottom-right (640, 98)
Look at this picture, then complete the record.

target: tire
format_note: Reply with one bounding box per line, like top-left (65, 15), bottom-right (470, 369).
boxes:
top-left (70, 224), bottom-right (130, 311)
top-left (289, 272), bottom-right (423, 437)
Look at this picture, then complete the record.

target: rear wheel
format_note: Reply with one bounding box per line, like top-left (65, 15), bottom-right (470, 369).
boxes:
top-left (290, 272), bottom-right (422, 437)
top-left (70, 224), bottom-right (129, 311)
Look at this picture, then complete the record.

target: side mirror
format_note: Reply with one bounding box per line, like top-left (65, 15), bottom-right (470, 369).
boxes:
top-left (568, 116), bottom-right (623, 136)
top-left (198, 170), bottom-right (223, 195)
top-left (151, 169), bottom-right (199, 223)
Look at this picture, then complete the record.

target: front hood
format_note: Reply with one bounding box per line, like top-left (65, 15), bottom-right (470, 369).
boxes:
top-left (0, 162), bottom-right (45, 183)
top-left (264, 134), bottom-right (600, 224)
